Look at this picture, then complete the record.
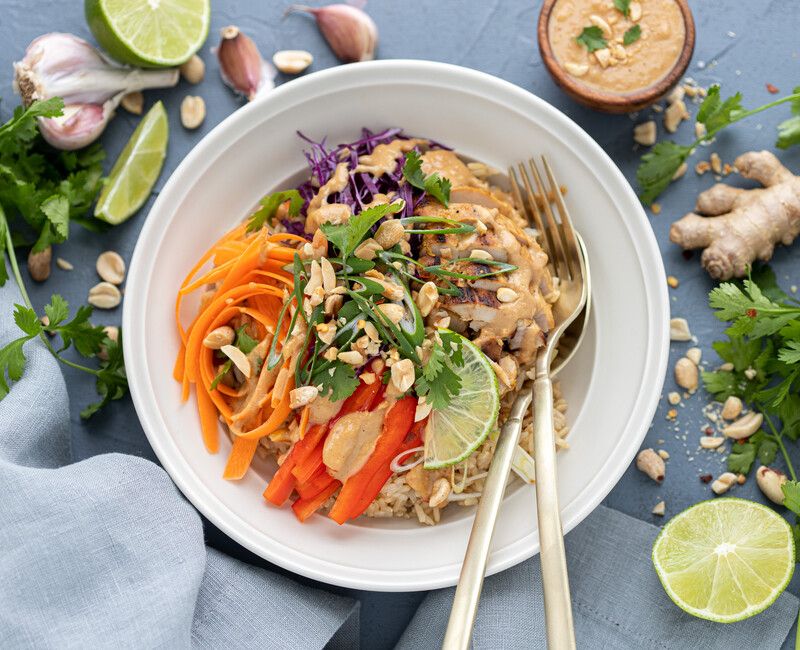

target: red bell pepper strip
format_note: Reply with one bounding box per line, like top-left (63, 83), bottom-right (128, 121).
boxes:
top-left (345, 421), bottom-right (425, 521)
top-left (329, 396), bottom-right (417, 525)
top-left (292, 480), bottom-right (341, 522)
top-left (263, 378), bottom-right (384, 508)
top-left (296, 468), bottom-right (336, 500)
top-left (262, 423), bottom-right (327, 506)
top-left (292, 442), bottom-right (325, 484)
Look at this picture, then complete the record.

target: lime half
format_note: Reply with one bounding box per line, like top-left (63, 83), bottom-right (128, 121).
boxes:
top-left (423, 332), bottom-right (500, 469)
top-left (653, 498), bottom-right (794, 623)
top-left (86, 0), bottom-right (210, 67)
top-left (95, 101), bottom-right (168, 225)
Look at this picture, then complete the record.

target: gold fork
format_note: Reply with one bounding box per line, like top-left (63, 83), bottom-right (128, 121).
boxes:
top-left (443, 156), bottom-right (590, 650)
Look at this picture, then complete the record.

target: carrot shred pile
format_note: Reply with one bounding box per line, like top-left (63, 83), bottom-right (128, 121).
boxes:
top-left (174, 224), bottom-right (298, 476)
top-left (175, 223), bottom-right (425, 525)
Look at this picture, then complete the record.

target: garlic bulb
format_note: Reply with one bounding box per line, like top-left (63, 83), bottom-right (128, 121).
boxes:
top-left (286, 4), bottom-right (378, 63)
top-left (13, 33), bottom-right (178, 150)
top-left (216, 26), bottom-right (275, 101)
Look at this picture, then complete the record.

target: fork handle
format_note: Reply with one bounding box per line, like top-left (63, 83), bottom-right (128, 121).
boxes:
top-left (442, 390), bottom-right (532, 650)
top-left (533, 375), bottom-right (576, 650)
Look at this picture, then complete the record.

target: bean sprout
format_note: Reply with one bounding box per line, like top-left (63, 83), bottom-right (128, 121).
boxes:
top-left (447, 492), bottom-right (482, 502)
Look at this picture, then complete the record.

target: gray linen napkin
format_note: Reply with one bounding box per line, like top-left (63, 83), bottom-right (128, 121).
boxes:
top-left (1, 279), bottom-right (798, 649)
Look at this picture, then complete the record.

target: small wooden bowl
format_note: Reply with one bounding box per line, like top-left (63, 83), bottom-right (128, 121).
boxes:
top-left (538, 0), bottom-right (695, 113)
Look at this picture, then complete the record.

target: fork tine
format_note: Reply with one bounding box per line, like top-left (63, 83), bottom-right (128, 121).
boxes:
top-left (541, 156), bottom-right (580, 280)
top-left (514, 164), bottom-right (556, 274)
top-left (528, 159), bottom-right (570, 281)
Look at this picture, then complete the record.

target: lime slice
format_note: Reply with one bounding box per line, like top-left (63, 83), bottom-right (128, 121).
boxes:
top-left (423, 331), bottom-right (500, 469)
top-left (652, 498), bottom-right (794, 623)
top-left (85, 0), bottom-right (210, 67)
top-left (95, 101), bottom-right (168, 225)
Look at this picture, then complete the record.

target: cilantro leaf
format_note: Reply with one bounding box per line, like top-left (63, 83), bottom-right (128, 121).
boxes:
top-left (779, 340), bottom-right (800, 364)
top-left (0, 333), bottom-right (36, 399)
top-left (576, 26), bottom-right (608, 52)
top-left (312, 360), bottom-right (359, 402)
top-left (209, 325), bottom-right (261, 389)
top-left (727, 440), bottom-right (758, 474)
top-left (402, 150), bottom-right (451, 206)
top-left (636, 141), bottom-right (692, 204)
top-left (758, 435), bottom-right (778, 465)
top-left (13, 303), bottom-right (43, 337)
top-left (623, 25), bottom-right (641, 45)
top-left (613, 0), bottom-right (630, 15)
top-left (81, 333), bottom-right (127, 419)
top-left (34, 194), bottom-right (70, 250)
top-left (696, 85), bottom-right (745, 134)
top-left (0, 98), bottom-right (64, 143)
top-left (782, 480), bottom-right (800, 517)
top-left (414, 333), bottom-right (464, 410)
top-left (246, 190), bottom-right (304, 232)
top-left (43, 294), bottom-right (70, 327)
top-left (776, 86), bottom-right (800, 150)
top-left (235, 324), bottom-right (259, 355)
top-left (321, 201), bottom-right (403, 258)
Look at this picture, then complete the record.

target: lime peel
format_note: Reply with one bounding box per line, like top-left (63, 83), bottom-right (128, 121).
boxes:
top-left (652, 497), bottom-right (794, 623)
top-left (423, 332), bottom-right (500, 469)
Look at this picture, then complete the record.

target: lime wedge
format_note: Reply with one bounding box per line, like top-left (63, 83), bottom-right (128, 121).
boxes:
top-left (85, 0), bottom-right (210, 67)
top-left (95, 101), bottom-right (168, 225)
top-left (423, 332), bottom-right (500, 469)
top-left (652, 498), bottom-right (794, 623)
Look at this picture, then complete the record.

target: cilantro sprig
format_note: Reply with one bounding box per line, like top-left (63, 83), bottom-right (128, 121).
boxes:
top-left (0, 98), bottom-right (128, 416)
top-left (402, 150), bottom-right (451, 206)
top-left (637, 85), bottom-right (800, 204)
top-left (576, 26), bottom-right (607, 52)
top-left (703, 267), bottom-right (800, 478)
top-left (246, 190), bottom-right (304, 232)
top-left (0, 295), bottom-right (126, 417)
top-left (414, 330), bottom-right (465, 409)
top-left (0, 98), bottom-right (105, 277)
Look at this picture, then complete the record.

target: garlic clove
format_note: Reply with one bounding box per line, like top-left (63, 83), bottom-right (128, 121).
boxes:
top-left (217, 26), bottom-right (275, 101)
top-left (286, 4), bottom-right (378, 63)
top-left (37, 103), bottom-right (110, 151)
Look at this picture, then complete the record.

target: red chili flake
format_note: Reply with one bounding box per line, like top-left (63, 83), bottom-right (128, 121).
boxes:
top-left (746, 308), bottom-right (758, 318)
top-left (766, 83), bottom-right (779, 94)
top-left (704, 426), bottom-right (714, 435)
top-left (681, 250), bottom-right (694, 260)
top-left (700, 474), bottom-right (713, 483)
top-left (737, 438), bottom-right (747, 445)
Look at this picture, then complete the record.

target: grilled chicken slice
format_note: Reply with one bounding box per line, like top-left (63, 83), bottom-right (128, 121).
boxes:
top-left (416, 201), bottom-right (555, 364)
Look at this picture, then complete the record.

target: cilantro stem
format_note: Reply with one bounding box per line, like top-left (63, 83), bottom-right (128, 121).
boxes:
top-left (761, 407), bottom-right (797, 481)
top-left (1, 204), bottom-right (101, 378)
top-left (726, 92), bottom-right (800, 127)
top-left (1, 205), bottom-right (34, 311)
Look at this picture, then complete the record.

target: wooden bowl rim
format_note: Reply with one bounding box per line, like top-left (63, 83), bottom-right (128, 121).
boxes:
top-left (538, 0), bottom-right (696, 109)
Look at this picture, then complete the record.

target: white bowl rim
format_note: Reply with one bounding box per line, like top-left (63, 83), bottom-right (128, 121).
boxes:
top-left (123, 59), bottom-right (670, 591)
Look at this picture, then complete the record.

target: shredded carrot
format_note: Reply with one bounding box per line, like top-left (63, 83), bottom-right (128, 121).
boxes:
top-left (175, 217), bottom-right (302, 482)
top-left (223, 436), bottom-right (260, 480)
top-left (297, 406), bottom-right (310, 440)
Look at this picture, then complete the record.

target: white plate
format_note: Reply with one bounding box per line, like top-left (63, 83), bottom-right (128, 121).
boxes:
top-left (124, 60), bottom-right (669, 591)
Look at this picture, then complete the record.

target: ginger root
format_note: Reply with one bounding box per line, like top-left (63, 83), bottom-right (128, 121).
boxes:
top-left (670, 151), bottom-right (800, 279)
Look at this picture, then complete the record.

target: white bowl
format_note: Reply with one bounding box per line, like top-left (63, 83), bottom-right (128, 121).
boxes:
top-left (124, 60), bottom-right (669, 591)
